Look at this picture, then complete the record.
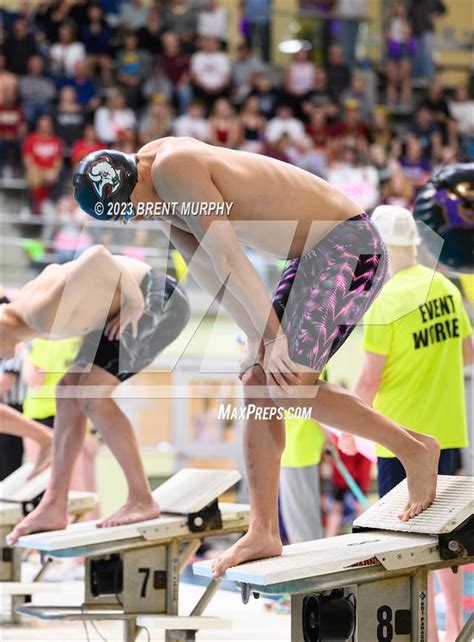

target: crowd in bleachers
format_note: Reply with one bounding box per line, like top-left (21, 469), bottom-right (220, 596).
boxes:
top-left (0, 0), bottom-right (473, 257)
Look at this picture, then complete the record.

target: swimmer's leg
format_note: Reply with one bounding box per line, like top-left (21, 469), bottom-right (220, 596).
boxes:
top-left (74, 366), bottom-right (160, 528)
top-left (271, 375), bottom-right (439, 523)
top-left (213, 368), bottom-right (439, 578)
top-left (212, 364), bottom-right (284, 579)
top-left (8, 371), bottom-right (87, 543)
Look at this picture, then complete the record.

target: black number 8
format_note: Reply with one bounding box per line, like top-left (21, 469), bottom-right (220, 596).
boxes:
top-left (377, 605), bottom-right (393, 642)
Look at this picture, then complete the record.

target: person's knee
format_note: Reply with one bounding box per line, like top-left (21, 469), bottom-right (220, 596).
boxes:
top-left (242, 365), bottom-right (270, 405)
top-left (56, 372), bottom-right (81, 408)
top-left (74, 371), bottom-right (113, 416)
top-left (268, 372), bottom-right (321, 407)
top-left (241, 366), bottom-right (265, 388)
top-left (75, 393), bottom-right (106, 416)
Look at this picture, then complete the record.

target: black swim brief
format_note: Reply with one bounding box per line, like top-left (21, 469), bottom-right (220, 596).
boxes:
top-left (74, 269), bottom-right (190, 382)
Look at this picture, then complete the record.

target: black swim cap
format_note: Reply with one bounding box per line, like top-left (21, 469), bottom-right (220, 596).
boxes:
top-left (413, 162), bottom-right (474, 272)
top-left (73, 150), bottom-right (138, 221)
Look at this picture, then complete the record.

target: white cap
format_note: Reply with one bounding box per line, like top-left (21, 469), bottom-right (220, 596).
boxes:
top-left (371, 205), bottom-right (421, 247)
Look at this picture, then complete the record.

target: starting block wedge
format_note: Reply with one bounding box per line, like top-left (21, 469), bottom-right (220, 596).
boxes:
top-left (14, 468), bottom-right (249, 642)
top-left (0, 463), bottom-right (97, 623)
top-left (194, 475), bottom-right (474, 642)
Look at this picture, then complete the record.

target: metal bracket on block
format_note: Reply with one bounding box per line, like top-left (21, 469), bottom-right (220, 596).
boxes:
top-left (439, 515), bottom-right (474, 561)
top-left (0, 492), bottom-right (45, 517)
top-left (187, 499), bottom-right (222, 533)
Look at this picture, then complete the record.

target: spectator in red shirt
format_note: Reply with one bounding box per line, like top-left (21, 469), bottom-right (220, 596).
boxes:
top-left (160, 31), bottom-right (191, 114)
top-left (0, 90), bottom-right (26, 175)
top-left (338, 100), bottom-right (370, 142)
top-left (22, 114), bottom-right (63, 214)
top-left (70, 123), bottom-right (103, 167)
top-left (326, 443), bottom-right (372, 537)
top-left (305, 105), bottom-right (337, 155)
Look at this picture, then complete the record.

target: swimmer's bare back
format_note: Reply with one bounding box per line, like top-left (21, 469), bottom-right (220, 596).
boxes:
top-left (132, 137), bottom-right (363, 259)
top-left (11, 251), bottom-right (149, 338)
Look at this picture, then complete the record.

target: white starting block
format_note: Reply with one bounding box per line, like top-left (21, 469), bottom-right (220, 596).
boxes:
top-left (14, 468), bottom-right (250, 642)
top-left (0, 463), bottom-right (97, 622)
top-left (194, 475), bottom-right (474, 642)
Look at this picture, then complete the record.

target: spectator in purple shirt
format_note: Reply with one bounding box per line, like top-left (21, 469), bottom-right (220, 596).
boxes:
top-left (400, 135), bottom-right (432, 188)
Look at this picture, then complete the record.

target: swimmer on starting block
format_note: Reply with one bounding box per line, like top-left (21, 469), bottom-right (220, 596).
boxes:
top-left (73, 139), bottom-right (440, 577)
top-left (3, 249), bottom-right (190, 543)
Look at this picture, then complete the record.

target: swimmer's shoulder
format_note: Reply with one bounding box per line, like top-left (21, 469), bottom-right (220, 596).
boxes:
top-left (147, 137), bottom-right (213, 186)
top-left (139, 136), bottom-right (210, 164)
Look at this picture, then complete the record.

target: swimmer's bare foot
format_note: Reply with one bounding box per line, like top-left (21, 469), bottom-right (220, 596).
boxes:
top-left (7, 501), bottom-right (68, 545)
top-left (96, 496), bottom-right (160, 528)
top-left (399, 433), bottom-right (440, 522)
top-left (212, 529), bottom-right (283, 579)
top-left (28, 442), bottom-right (52, 479)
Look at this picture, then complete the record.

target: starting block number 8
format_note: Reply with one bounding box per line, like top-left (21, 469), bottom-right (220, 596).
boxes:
top-left (377, 605), bottom-right (393, 642)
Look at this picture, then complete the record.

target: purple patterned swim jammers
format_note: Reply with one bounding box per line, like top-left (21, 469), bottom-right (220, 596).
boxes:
top-left (272, 213), bottom-right (388, 372)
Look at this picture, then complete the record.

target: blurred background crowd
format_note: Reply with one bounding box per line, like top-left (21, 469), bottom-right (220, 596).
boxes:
top-left (0, 0), bottom-right (472, 273)
top-left (0, 4), bottom-right (473, 632)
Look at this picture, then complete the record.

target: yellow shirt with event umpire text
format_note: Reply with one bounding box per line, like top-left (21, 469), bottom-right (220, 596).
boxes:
top-left (362, 265), bottom-right (471, 458)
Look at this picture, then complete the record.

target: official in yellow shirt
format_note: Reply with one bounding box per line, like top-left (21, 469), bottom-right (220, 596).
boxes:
top-left (23, 338), bottom-right (82, 426)
top-left (354, 205), bottom-right (474, 642)
top-left (356, 209), bottom-right (472, 488)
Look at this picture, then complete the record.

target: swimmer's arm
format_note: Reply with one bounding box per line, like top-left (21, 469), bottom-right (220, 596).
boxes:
top-left (48, 246), bottom-right (144, 331)
top-left (22, 361), bottom-right (45, 388)
top-left (463, 335), bottom-right (474, 366)
top-left (159, 220), bottom-right (261, 341)
top-left (354, 351), bottom-right (386, 405)
top-left (154, 155), bottom-right (282, 342)
top-left (0, 372), bottom-right (15, 396)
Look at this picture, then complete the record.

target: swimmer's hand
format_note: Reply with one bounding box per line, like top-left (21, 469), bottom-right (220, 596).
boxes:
top-left (263, 335), bottom-right (300, 395)
top-left (338, 432), bottom-right (357, 456)
top-left (105, 297), bottom-right (145, 341)
top-left (239, 339), bottom-right (264, 379)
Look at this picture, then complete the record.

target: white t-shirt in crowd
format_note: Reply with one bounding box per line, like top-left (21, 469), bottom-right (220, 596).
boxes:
top-left (389, 17), bottom-right (408, 43)
top-left (265, 117), bottom-right (306, 144)
top-left (94, 107), bottom-right (137, 143)
top-left (197, 7), bottom-right (229, 41)
top-left (191, 51), bottom-right (231, 90)
top-left (288, 62), bottom-right (315, 94)
top-left (172, 115), bottom-right (210, 141)
top-left (328, 163), bottom-right (379, 211)
top-left (50, 42), bottom-right (86, 77)
top-left (449, 100), bottom-right (474, 135)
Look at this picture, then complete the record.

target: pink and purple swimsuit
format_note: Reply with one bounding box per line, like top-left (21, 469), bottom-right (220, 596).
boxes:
top-left (272, 213), bottom-right (387, 372)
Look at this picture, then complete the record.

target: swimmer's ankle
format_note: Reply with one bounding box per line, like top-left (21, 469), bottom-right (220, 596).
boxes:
top-left (126, 490), bottom-right (156, 505)
top-left (248, 518), bottom-right (280, 538)
top-left (42, 490), bottom-right (69, 509)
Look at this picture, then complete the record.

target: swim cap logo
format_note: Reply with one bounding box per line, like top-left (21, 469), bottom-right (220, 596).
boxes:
top-left (87, 157), bottom-right (122, 199)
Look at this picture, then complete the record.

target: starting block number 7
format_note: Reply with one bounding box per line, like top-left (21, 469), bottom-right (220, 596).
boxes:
top-left (138, 568), bottom-right (151, 598)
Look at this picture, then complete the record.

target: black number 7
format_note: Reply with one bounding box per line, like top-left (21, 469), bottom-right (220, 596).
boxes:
top-left (138, 567), bottom-right (150, 598)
